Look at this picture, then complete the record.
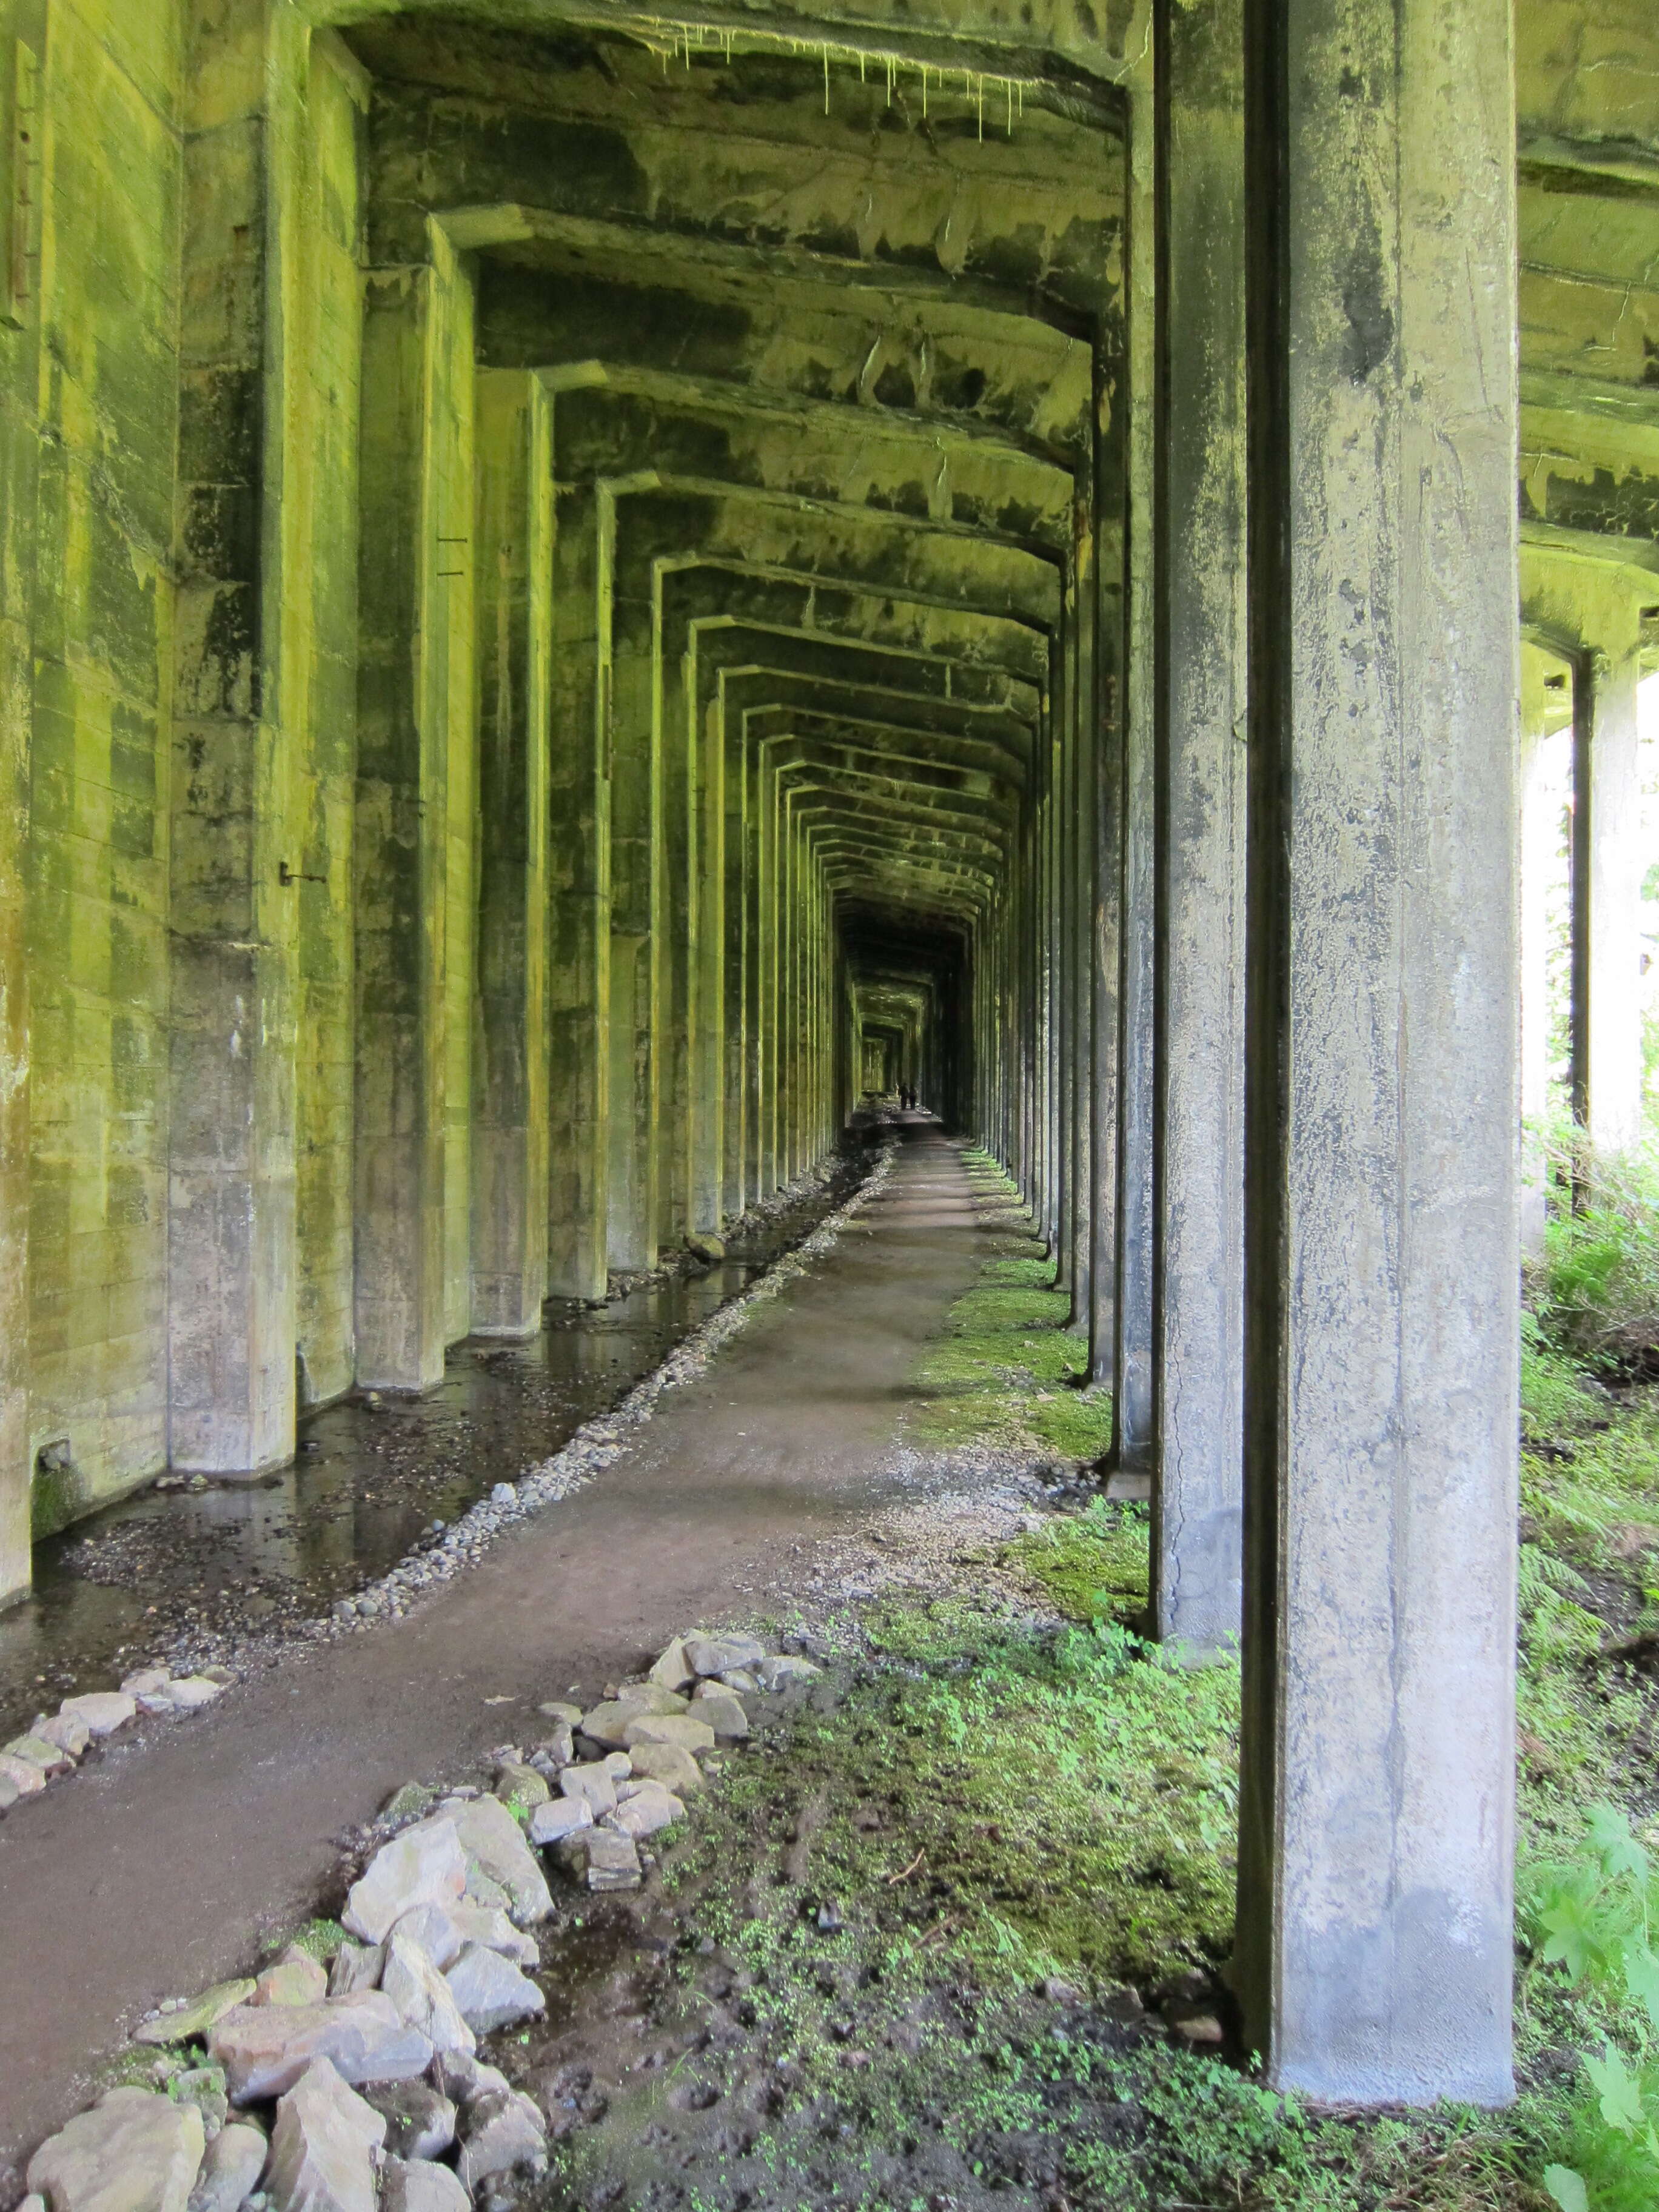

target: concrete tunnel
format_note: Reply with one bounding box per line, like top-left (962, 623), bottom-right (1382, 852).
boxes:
top-left (1, 0), bottom-right (1657, 2122)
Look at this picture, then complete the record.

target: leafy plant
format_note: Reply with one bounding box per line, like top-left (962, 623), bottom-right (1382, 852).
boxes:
top-left (1529, 1124), bottom-right (1659, 1370)
top-left (1523, 1805), bottom-right (1659, 2210)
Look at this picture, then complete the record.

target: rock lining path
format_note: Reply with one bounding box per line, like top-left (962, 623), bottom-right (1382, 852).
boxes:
top-left (0, 1127), bottom-right (987, 2193)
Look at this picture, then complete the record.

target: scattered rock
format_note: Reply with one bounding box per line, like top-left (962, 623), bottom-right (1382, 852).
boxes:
top-left (119, 1669), bottom-right (171, 1700)
top-left (441, 1798), bottom-right (553, 1926)
top-left (69, 1681), bottom-right (141, 1734)
top-left (628, 1741), bottom-right (703, 1795)
top-left (5, 1733), bottom-right (75, 1777)
top-left (264, 2060), bottom-right (386, 2212)
top-left (381, 1929), bottom-right (476, 2057)
top-left (622, 1713), bottom-right (716, 1755)
top-left (161, 1678), bottom-right (225, 1714)
top-left (686, 1232), bottom-right (725, 1262)
top-left (360, 2080), bottom-right (456, 2161)
top-left (167, 2070), bottom-right (227, 2139)
top-left (685, 1633), bottom-right (765, 1678)
top-left (557, 1763), bottom-right (617, 1817)
top-left (606, 1783), bottom-right (685, 1840)
top-left (209, 1992), bottom-right (432, 2104)
top-left (718, 1667), bottom-right (761, 1692)
top-left (578, 1691), bottom-right (683, 1749)
top-left (253, 1956), bottom-right (329, 2008)
top-left (34, 1709), bottom-right (92, 1758)
top-left (186, 2122), bottom-right (267, 2212)
top-left (0, 1752), bottom-right (48, 1797)
top-left (341, 1820), bottom-right (468, 1946)
top-left (430, 2053), bottom-right (512, 2108)
top-left (0, 1772), bottom-right (19, 1812)
top-left (492, 1761), bottom-right (549, 1817)
top-left (688, 1687), bottom-right (749, 1740)
top-left (528, 1723), bottom-right (574, 1773)
top-left (1167, 2013), bottom-right (1225, 2049)
top-left (528, 1795), bottom-right (594, 1847)
top-left (326, 1944), bottom-right (383, 1999)
top-left (455, 2088), bottom-right (548, 2193)
top-left (380, 1783), bottom-right (436, 1823)
top-left (648, 1639), bottom-right (694, 1692)
top-left (558, 1828), bottom-right (642, 1893)
top-left (443, 1944), bottom-right (546, 2034)
top-left (378, 2159), bottom-right (469, 2212)
top-left (535, 1701), bottom-right (581, 1727)
top-left (757, 1656), bottom-right (822, 1691)
top-left (27, 2086), bottom-right (205, 2212)
top-left (135, 1981), bottom-right (258, 2048)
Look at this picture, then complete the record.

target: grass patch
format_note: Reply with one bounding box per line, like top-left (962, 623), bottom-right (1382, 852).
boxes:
top-left (908, 1152), bottom-right (1113, 1463)
top-left (1006, 1500), bottom-right (1151, 1627)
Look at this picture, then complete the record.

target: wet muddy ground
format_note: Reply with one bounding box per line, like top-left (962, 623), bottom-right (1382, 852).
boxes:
top-left (0, 1161), bottom-right (866, 1744)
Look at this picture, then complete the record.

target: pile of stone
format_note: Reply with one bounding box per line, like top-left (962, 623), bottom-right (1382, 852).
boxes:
top-left (0, 1666), bottom-right (227, 1812)
top-left (18, 1629), bottom-right (820, 2212)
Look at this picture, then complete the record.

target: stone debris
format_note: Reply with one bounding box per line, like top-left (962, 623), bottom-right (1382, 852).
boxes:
top-left (263, 2060), bottom-right (386, 2212)
top-left (491, 1760), bottom-right (548, 1816)
top-left (622, 1712), bottom-right (716, 1755)
top-left (185, 2121), bottom-right (267, 2212)
top-left (382, 1928), bottom-right (477, 2057)
top-left (341, 1820), bottom-right (468, 1946)
top-left (688, 1686), bottom-right (749, 1740)
top-left (27, 2087), bottom-right (206, 2212)
top-left (648, 1637), bottom-right (694, 1691)
top-left (6, 1732), bottom-right (75, 1777)
top-left (439, 1798), bottom-right (553, 1926)
top-left (22, 1617), bottom-right (822, 2211)
top-left (209, 1991), bottom-right (432, 2103)
top-left (33, 1708), bottom-right (92, 1758)
top-left (684, 1632), bottom-right (765, 1677)
top-left (444, 1943), bottom-right (546, 2034)
top-left (528, 1794), bottom-right (593, 1846)
top-left (252, 1954), bottom-right (329, 2008)
top-left (326, 1943), bottom-right (384, 1999)
top-left (378, 2159), bottom-right (471, 2212)
top-left (454, 2088), bottom-right (548, 2193)
top-left (360, 2080), bottom-right (456, 2161)
top-left (558, 1760), bottom-right (618, 1817)
top-left (606, 1781), bottom-right (686, 1840)
top-left (626, 1740), bottom-right (703, 1795)
top-left (135, 1981), bottom-right (258, 2048)
top-left (558, 1825), bottom-right (643, 1892)
top-left (0, 1751), bottom-right (49, 1797)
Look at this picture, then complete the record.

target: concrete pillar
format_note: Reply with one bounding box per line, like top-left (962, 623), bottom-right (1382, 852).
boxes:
top-left (0, 0), bottom-right (43, 1603)
top-left (1580, 649), bottom-right (1647, 1153)
top-left (1150, 0), bottom-right (1247, 1659)
top-left (1235, 0), bottom-right (1519, 2103)
top-left (1113, 65), bottom-right (1159, 1464)
top-left (354, 224), bottom-right (472, 1388)
top-left (471, 371), bottom-right (551, 1333)
top-left (167, 0), bottom-right (295, 1475)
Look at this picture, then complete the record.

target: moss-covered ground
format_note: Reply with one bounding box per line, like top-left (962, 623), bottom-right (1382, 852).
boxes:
top-left (525, 1153), bottom-right (1659, 2212)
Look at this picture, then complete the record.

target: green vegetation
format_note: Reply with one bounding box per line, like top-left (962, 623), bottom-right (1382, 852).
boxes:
top-left (909, 1151), bottom-right (1114, 1463)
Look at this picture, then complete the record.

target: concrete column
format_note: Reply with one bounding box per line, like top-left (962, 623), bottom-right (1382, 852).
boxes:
top-left (1150, 0), bottom-right (1247, 1659)
top-left (1580, 649), bottom-right (1647, 1153)
top-left (1113, 67), bottom-right (1159, 1463)
top-left (602, 488), bottom-right (659, 1273)
top-left (167, 0), bottom-right (295, 1474)
top-left (1235, 0), bottom-right (1519, 2103)
top-left (471, 371), bottom-right (550, 1334)
top-left (354, 225), bottom-right (472, 1388)
top-left (0, 0), bottom-right (43, 1603)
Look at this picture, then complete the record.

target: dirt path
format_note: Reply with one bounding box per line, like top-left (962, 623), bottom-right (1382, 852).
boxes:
top-left (0, 1128), bottom-right (987, 2190)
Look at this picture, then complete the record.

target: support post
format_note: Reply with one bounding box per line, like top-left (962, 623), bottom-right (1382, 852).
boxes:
top-left (1150, 0), bottom-right (1247, 1658)
top-left (471, 371), bottom-right (551, 1333)
top-left (1236, 0), bottom-right (1519, 2102)
top-left (1578, 648), bottom-right (1646, 1154)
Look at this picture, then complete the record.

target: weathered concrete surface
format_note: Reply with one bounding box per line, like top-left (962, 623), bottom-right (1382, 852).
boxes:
top-left (0, 1130), bottom-right (983, 2191)
top-left (1149, 0), bottom-right (1247, 1662)
top-left (1235, 0), bottom-right (1520, 2104)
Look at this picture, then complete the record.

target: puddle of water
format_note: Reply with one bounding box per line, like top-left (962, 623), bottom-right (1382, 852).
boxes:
top-left (0, 1169), bottom-right (863, 1740)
